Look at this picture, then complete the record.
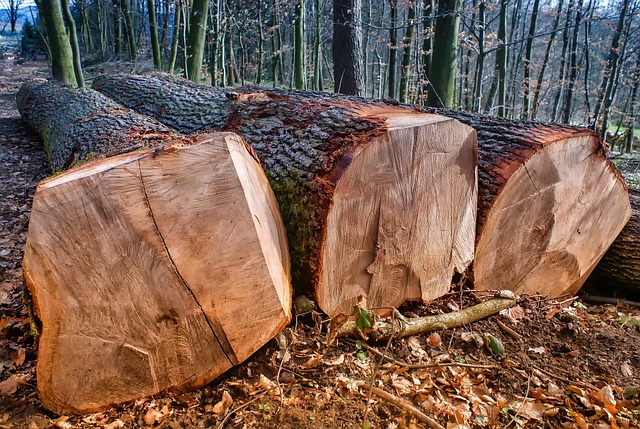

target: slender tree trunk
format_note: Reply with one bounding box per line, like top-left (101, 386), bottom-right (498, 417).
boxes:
top-left (185, 0), bottom-right (209, 81)
top-left (531, 0), bottom-right (563, 119)
top-left (333, 0), bottom-right (365, 95)
top-left (257, 0), bottom-right (264, 84)
top-left (148, 0), bottom-right (163, 69)
top-left (550, 0), bottom-right (573, 122)
top-left (113, 0), bottom-right (122, 58)
top-left (582, 0), bottom-right (594, 122)
top-left (421, 0), bottom-right (434, 102)
top-left (388, 0), bottom-right (397, 99)
top-left (522, 0), bottom-right (540, 119)
top-left (61, 0), bottom-right (85, 88)
top-left (398, 0), bottom-right (416, 103)
top-left (593, 0), bottom-right (631, 136)
top-left (472, 0), bottom-right (485, 113)
top-left (294, 0), bottom-right (306, 89)
top-left (96, 0), bottom-right (106, 60)
top-left (40, 0), bottom-right (77, 86)
top-left (168, 0), bottom-right (182, 74)
top-left (561, 0), bottom-right (583, 124)
top-left (427, 0), bottom-right (461, 108)
top-left (120, 0), bottom-right (137, 61)
top-left (313, 0), bottom-right (322, 90)
top-left (625, 54), bottom-right (640, 153)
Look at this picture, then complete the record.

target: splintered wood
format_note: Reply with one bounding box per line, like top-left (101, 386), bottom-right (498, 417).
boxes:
top-left (24, 134), bottom-right (291, 414)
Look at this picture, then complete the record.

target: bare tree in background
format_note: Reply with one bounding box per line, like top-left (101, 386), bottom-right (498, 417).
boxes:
top-left (1, 0), bottom-right (24, 33)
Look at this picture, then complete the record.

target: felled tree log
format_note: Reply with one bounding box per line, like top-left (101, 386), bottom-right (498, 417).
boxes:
top-left (590, 189), bottom-right (639, 292)
top-left (93, 73), bottom-right (478, 317)
top-left (18, 80), bottom-right (291, 414)
top-left (422, 109), bottom-right (631, 297)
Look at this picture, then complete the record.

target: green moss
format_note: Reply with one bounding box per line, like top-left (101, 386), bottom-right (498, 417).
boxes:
top-left (267, 171), bottom-right (321, 293)
top-left (42, 120), bottom-right (52, 161)
top-left (21, 287), bottom-right (41, 349)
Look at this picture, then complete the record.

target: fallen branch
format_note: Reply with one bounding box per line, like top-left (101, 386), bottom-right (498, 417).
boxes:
top-left (496, 319), bottom-right (523, 342)
top-left (336, 291), bottom-right (517, 340)
top-left (361, 382), bottom-right (445, 429)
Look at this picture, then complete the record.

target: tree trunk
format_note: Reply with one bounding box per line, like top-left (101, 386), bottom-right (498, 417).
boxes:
top-left (398, 0), bottom-right (416, 103)
top-left (148, 0), bottom-right (163, 69)
top-left (113, 0), bottom-right (122, 58)
top-left (590, 189), bottom-right (640, 293)
top-left (120, 0), bottom-right (137, 61)
top-left (294, 0), bottom-right (306, 89)
top-left (167, 0), bottom-right (182, 74)
top-left (39, 0), bottom-right (77, 86)
top-left (312, 0), bottom-right (322, 91)
top-left (423, 107), bottom-right (631, 297)
top-left (531, 0), bottom-right (563, 120)
top-left (185, 0), bottom-right (209, 81)
top-left (550, 0), bottom-right (573, 122)
top-left (93, 73), bottom-right (478, 317)
top-left (625, 54), bottom-right (640, 153)
top-left (561, 0), bottom-right (583, 124)
top-left (472, 0), bottom-right (485, 113)
top-left (387, 0), bottom-right (398, 99)
top-left (427, 0), bottom-right (461, 108)
top-left (522, 0), bottom-right (540, 119)
top-left (420, 0), bottom-right (434, 103)
top-left (333, 0), bottom-right (365, 95)
top-left (61, 0), bottom-right (85, 88)
top-left (16, 80), bottom-right (291, 414)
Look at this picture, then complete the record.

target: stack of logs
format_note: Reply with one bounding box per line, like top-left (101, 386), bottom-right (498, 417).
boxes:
top-left (17, 75), bottom-right (632, 414)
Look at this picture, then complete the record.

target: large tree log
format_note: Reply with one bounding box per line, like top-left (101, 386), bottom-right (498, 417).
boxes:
top-left (93, 73), bottom-right (478, 317)
top-left (421, 109), bottom-right (631, 297)
top-left (18, 80), bottom-right (291, 414)
top-left (590, 187), bottom-right (639, 293)
top-left (93, 74), bottom-right (631, 300)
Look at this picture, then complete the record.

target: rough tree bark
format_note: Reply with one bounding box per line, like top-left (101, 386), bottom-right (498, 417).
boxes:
top-left (333, 0), bottom-right (365, 95)
top-left (93, 73), bottom-right (478, 317)
top-left (185, 0), bottom-right (209, 81)
top-left (590, 189), bottom-right (639, 293)
top-left (423, 108), bottom-right (631, 297)
top-left (17, 80), bottom-right (291, 414)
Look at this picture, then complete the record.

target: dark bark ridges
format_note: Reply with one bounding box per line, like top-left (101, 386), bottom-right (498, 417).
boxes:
top-left (93, 73), bottom-right (394, 292)
top-left (422, 107), bottom-right (606, 229)
top-left (591, 190), bottom-right (640, 292)
top-left (17, 79), bottom-right (183, 172)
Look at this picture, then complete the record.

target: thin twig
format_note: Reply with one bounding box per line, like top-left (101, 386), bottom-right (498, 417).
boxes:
top-left (496, 319), bottom-right (522, 342)
top-left (361, 382), bottom-right (445, 429)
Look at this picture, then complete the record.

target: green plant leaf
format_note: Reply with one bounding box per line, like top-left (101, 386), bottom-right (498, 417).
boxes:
top-left (356, 308), bottom-right (373, 332)
top-left (484, 334), bottom-right (505, 356)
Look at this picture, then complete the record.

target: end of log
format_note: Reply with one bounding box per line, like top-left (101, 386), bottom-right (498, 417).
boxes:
top-left (24, 133), bottom-right (291, 414)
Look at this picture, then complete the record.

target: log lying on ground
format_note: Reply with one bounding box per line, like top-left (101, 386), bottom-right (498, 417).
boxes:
top-left (18, 80), bottom-right (291, 414)
top-left (421, 109), bottom-right (631, 297)
top-left (95, 74), bottom-right (631, 299)
top-left (93, 73), bottom-right (478, 317)
top-left (589, 188), bottom-right (640, 293)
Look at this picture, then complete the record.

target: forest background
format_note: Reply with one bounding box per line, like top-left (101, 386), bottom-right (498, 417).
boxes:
top-left (1, 0), bottom-right (639, 152)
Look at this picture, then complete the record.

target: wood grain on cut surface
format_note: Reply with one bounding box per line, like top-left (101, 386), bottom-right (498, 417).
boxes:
top-left (93, 73), bottom-right (478, 316)
top-left (24, 134), bottom-right (291, 414)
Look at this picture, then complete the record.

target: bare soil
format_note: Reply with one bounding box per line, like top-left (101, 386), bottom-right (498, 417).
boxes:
top-left (0, 59), bottom-right (639, 429)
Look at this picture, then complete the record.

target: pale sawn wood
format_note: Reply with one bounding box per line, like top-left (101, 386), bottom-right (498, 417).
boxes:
top-left (23, 133), bottom-right (291, 414)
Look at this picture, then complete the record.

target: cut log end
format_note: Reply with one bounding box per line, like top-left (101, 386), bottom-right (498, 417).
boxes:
top-left (318, 109), bottom-right (477, 317)
top-left (24, 132), bottom-right (291, 414)
top-left (473, 133), bottom-right (631, 297)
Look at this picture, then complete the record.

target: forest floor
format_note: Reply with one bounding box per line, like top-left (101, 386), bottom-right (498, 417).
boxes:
top-left (1, 58), bottom-right (640, 429)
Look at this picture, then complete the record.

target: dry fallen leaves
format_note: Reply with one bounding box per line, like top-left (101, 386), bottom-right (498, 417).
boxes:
top-left (0, 373), bottom-right (28, 396)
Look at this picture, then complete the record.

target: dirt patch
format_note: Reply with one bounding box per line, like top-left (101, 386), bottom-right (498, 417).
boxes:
top-left (0, 59), bottom-right (639, 429)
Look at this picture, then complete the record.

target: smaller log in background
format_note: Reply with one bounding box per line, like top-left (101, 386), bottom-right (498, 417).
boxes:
top-left (420, 107), bottom-right (630, 298)
top-left (18, 80), bottom-right (291, 414)
top-left (17, 79), bottom-right (183, 171)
